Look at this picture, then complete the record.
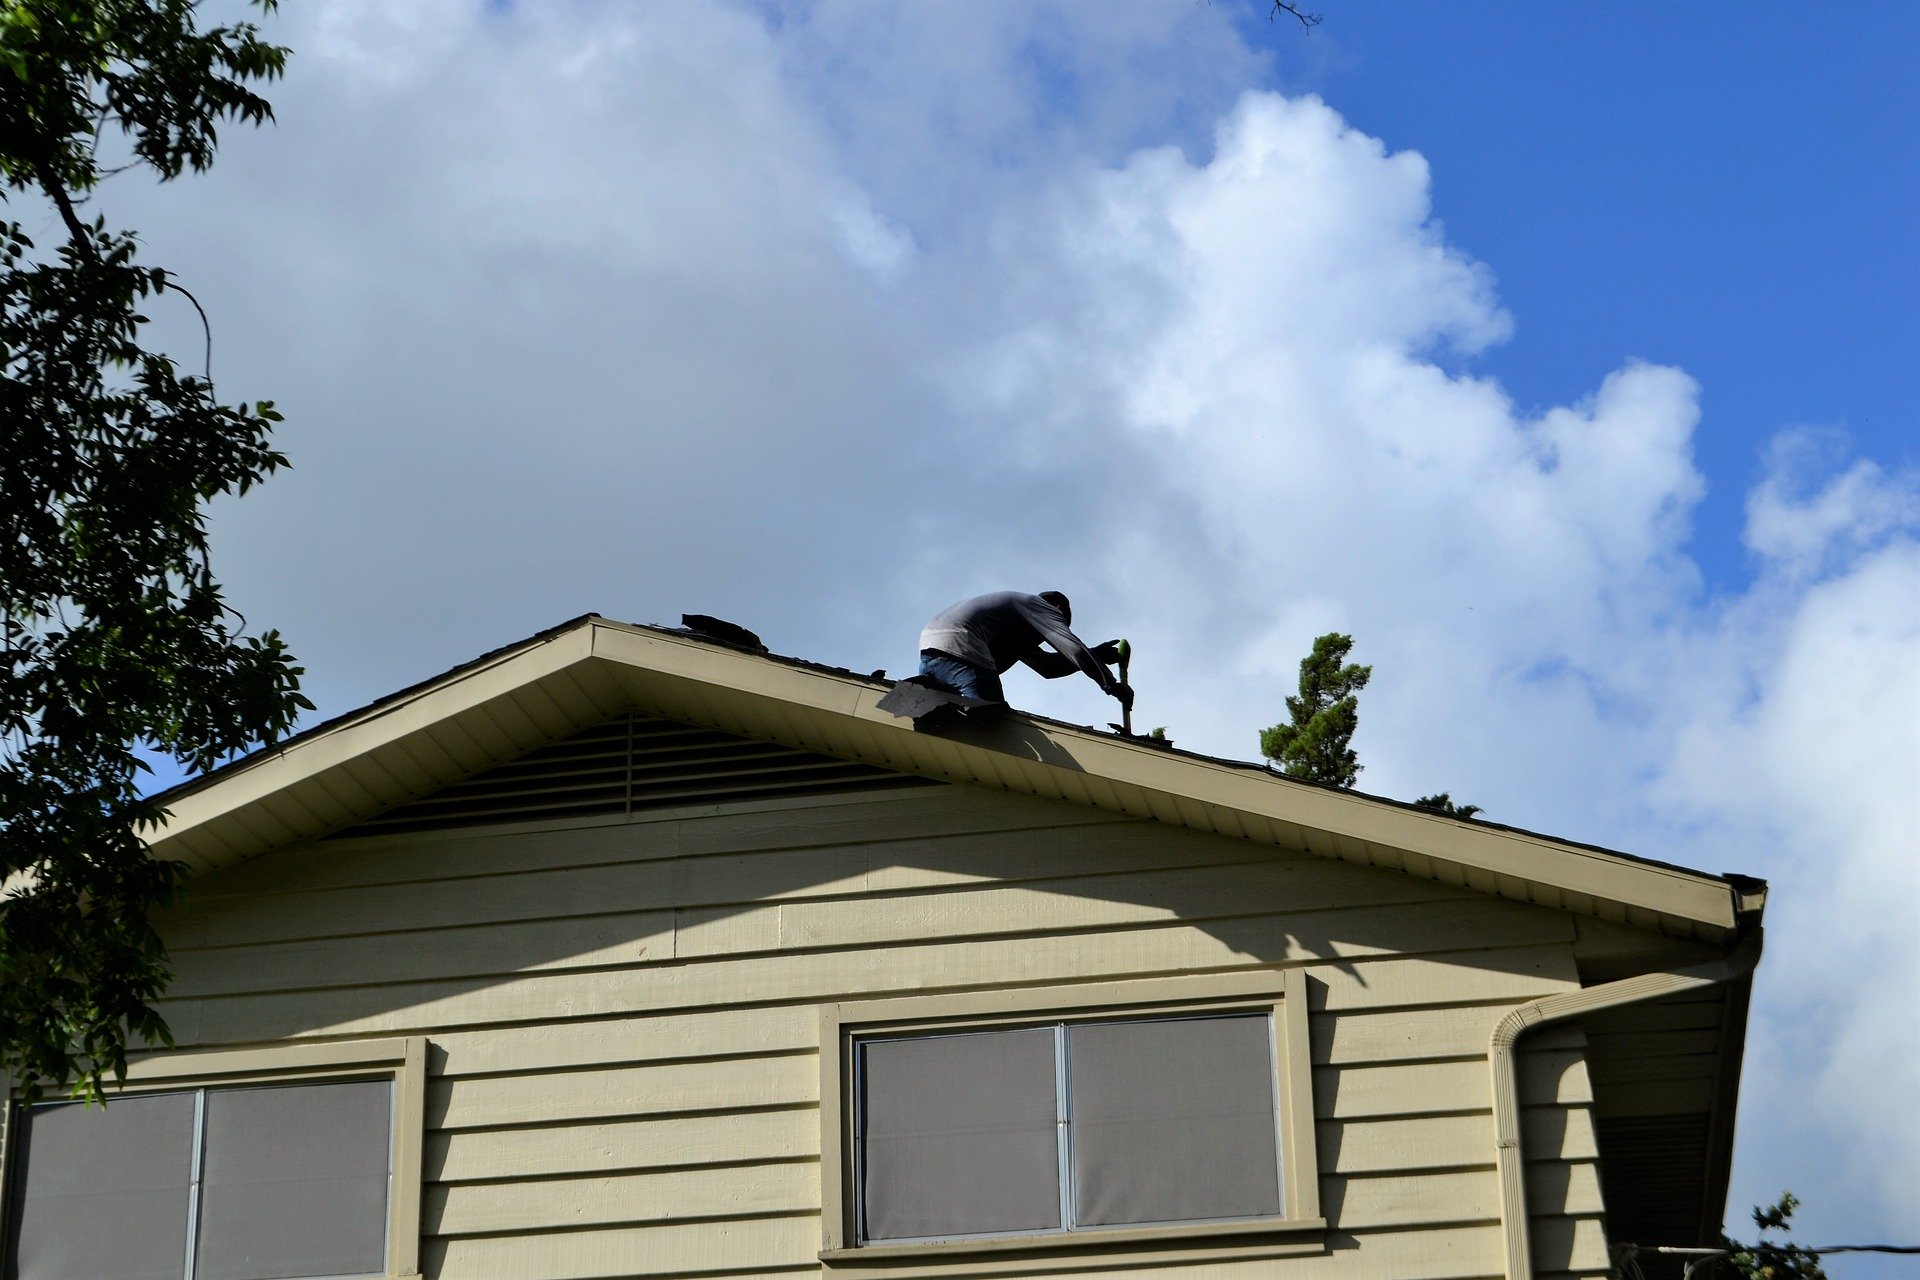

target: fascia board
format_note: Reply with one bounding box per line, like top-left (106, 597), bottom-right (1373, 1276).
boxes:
top-left (590, 621), bottom-right (870, 717)
top-left (1070, 738), bottom-right (1735, 929)
top-left (587, 622), bottom-right (1738, 932)
top-left (145, 624), bottom-right (598, 859)
top-left (134, 617), bottom-right (1739, 932)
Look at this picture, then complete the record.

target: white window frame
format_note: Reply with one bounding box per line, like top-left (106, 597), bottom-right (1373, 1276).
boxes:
top-left (818, 971), bottom-right (1324, 1275)
top-left (0, 1037), bottom-right (427, 1280)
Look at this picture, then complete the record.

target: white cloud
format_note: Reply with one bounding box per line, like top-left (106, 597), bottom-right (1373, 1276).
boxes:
top-left (1672, 538), bottom-right (1920, 1221)
top-left (102, 0), bottom-right (1916, 1247)
top-left (1745, 429), bottom-right (1920, 579)
top-left (958, 91), bottom-right (1714, 824)
top-left (974, 80), bottom-right (1920, 1233)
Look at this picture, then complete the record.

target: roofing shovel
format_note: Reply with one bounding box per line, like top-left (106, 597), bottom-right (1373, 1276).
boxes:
top-left (1107, 638), bottom-right (1134, 736)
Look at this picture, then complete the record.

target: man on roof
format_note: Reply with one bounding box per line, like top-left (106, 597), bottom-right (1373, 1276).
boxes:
top-left (917, 590), bottom-right (1131, 712)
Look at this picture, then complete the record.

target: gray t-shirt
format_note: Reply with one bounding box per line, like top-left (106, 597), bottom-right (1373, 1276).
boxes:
top-left (919, 592), bottom-right (1116, 693)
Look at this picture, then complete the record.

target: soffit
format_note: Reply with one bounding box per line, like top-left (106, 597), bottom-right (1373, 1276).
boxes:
top-left (145, 617), bottom-right (1743, 940)
top-left (1584, 979), bottom-right (1751, 1263)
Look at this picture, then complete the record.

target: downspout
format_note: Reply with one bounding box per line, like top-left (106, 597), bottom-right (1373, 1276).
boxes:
top-left (1489, 925), bottom-right (1764, 1280)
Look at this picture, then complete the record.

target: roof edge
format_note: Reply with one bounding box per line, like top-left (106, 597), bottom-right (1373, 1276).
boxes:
top-left (588, 620), bottom-right (1745, 932)
top-left (146, 617), bottom-right (601, 847)
top-left (146, 615), bottom-right (1754, 933)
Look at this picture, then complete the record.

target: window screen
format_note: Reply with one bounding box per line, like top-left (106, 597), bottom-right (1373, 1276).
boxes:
top-left (854, 1012), bottom-right (1283, 1245)
top-left (194, 1081), bottom-right (392, 1280)
top-left (858, 1028), bottom-right (1061, 1242)
top-left (1068, 1016), bottom-right (1281, 1226)
top-left (4, 1079), bottom-right (392, 1280)
top-left (4, 1092), bottom-right (197, 1280)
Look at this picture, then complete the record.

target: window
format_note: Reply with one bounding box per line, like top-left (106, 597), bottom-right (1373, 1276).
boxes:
top-left (819, 971), bottom-right (1323, 1271)
top-left (1, 1039), bottom-right (425, 1280)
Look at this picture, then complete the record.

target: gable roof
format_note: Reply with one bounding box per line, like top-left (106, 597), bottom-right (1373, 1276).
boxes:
top-left (147, 615), bottom-right (1762, 942)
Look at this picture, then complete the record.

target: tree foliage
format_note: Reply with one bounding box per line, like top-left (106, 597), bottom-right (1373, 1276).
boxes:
top-left (1259, 632), bottom-right (1370, 787)
top-left (1, 0), bottom-right (304, 1101)
top-left (1414, 792), bottom-right (1482, 820)
top-left (1715, 1194), bottom-right (1827, 1280)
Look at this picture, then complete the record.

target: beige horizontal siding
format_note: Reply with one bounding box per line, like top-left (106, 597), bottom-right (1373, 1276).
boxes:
top-left (426, 1158), bottom-right (1598, 1238)
top-left (154, 927), bottom-right (1586, 1047)
top-left (419, 1033), bottom-right (1581, 1133)
top-left (432, 1053), bottom-right (818, 1129)
top-left (155, 781), bottom-right (1613, 1279)
top-left (429, 1005), bottom-right (823, 1076)
top-left (426, 1102), bottom-right (1594, 1186)
top-left (1321, 1048), bottom-right (1591, 1119)
top-left (1315, 1003), bottom-right (1583, 1064)
top-left (161, 879), bottom-right (1560, 999)
top-left (162, 809), bottom-right (1459, 958)
top-left (1584, 988), bottom-right (1723, 1032)
top-left (1324, 1106), bottom-right (1599, 1173)
top-left (424, 1212), bottom-right (819, 1280)
top-left (430, 1160), bottom-right (820, 1236)
top-left (430, 1107), bottom-right (818, 1182)
top-left (190, 788), bottom-right (1128, 901)
top-left (410, 998), bottom-right (1584, 1081)
top-left (424, 1216), bottom-right (1610, 1280)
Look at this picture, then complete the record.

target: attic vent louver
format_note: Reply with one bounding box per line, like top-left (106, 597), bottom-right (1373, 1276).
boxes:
top-left (339, 712), bottom-right (932, 836)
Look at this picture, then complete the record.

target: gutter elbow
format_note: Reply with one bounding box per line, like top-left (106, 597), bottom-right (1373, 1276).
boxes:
top-left (1490, 924), bottom-right (1763, 1280)
top-left (1490, 1004), bottom-right (1540, 1055)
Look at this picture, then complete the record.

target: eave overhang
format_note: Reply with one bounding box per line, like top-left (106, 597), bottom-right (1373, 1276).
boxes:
top-left (145, 617), bottom-right (1751, 942)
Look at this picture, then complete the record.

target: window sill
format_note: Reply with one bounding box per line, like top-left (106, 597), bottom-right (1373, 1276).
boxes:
top-left (820, 1216), bottom-right (1328, 1275)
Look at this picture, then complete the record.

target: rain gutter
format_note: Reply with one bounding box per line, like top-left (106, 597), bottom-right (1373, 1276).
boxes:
top-left (1489, 925), bottom-right (1765, 1279)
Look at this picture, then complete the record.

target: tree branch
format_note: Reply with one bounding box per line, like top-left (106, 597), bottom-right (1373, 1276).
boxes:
top-left (1272, 1), bottom-right (1322, 29)
top-left (32, 161), bottom-right (99, 263)
top-left (162, 280), bottom-right (216, 384)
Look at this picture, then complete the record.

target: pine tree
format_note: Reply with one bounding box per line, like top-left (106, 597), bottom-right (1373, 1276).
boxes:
top-left (1415, 793), bottom-right (1483, 820)
top-left (1259, 633), bottom-right (1371, 787)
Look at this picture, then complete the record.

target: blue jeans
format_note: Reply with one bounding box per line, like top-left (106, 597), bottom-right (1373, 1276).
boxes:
top-left (918, 650), bottom-right (1004, 703)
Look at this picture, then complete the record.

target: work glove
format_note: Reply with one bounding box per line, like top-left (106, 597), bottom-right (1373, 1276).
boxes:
top-left (1091, 639), bottom-right (1124, 664)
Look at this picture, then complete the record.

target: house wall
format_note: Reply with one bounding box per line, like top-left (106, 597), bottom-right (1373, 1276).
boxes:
top-left (152, 782), bottom-right (1612, 1280)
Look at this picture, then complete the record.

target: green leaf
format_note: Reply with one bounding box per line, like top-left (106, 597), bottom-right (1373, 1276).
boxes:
top-left (1, 0), bottom-right (297, 1102)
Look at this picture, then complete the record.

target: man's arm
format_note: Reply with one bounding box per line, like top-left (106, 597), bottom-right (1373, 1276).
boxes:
top-left (1016, 598), bottom-right (1118, 694)
top-left (1023, 640), bottom-right (1125, 680)
top-left (1019, 649), bottom-right (1079, 679)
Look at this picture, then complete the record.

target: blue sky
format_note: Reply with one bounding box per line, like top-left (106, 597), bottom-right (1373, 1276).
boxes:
top-left (1262, 1), bottom-right (1920, 593)
top-left (110, 1), bottom-right (1916, 1266)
